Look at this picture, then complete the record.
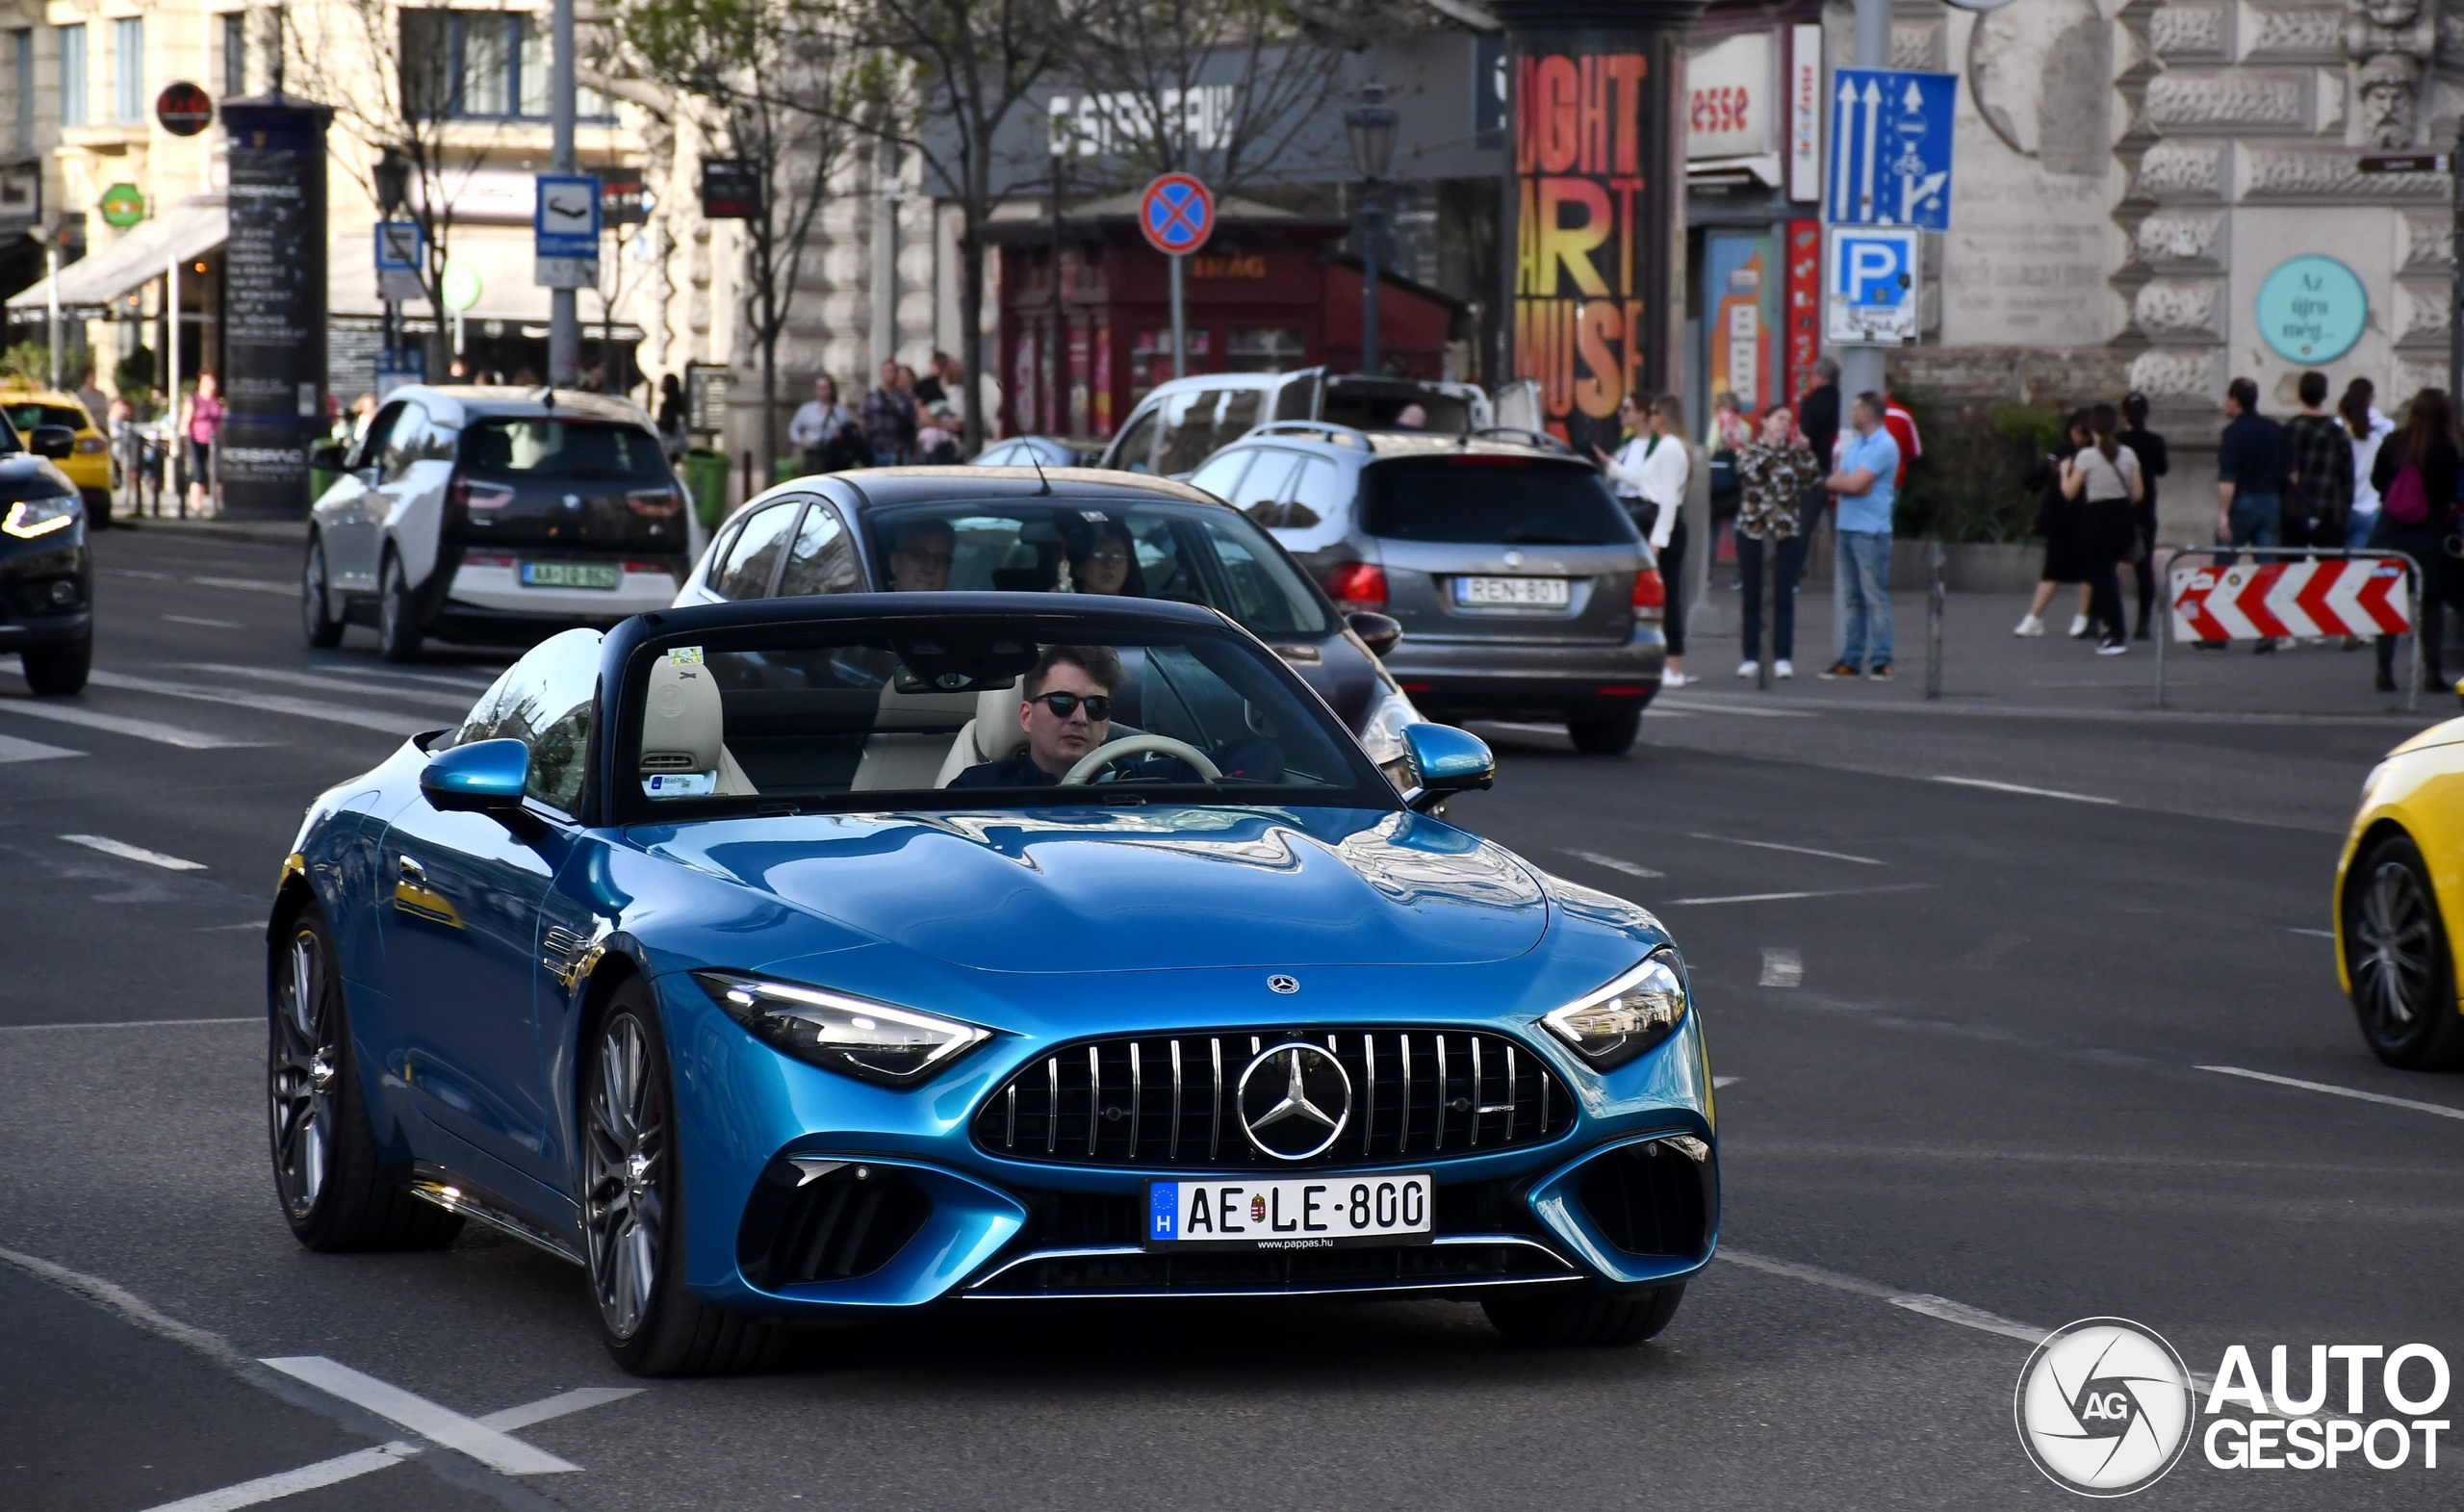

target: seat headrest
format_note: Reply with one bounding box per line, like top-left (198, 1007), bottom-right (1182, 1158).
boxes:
top-left (974, 678), bottom-right (1027, 762)
top-left (641, 654), bottom-right (725, 778)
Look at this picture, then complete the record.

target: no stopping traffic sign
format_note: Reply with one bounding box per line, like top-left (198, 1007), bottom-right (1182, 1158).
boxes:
top-left (1139, 174), bottom-right (1215, 257)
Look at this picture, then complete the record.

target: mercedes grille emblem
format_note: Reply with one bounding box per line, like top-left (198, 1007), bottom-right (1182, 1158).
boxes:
top-left (1235, 1043), bottom-right (1351, 1160)
top-left (1267, 974), bottom-right (1300, 995)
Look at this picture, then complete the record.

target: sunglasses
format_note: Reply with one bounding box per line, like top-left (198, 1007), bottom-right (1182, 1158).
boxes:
top-left (1031, 692), bottom-right (1111, 721)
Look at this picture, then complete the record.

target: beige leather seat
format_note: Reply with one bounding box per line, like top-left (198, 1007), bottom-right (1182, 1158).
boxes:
top-left (933, 679), bottom-right (1028, 786)
top-left (639, 655), bottom-right (758, 796)
top-left (850, 680), bottom-right (981, 791)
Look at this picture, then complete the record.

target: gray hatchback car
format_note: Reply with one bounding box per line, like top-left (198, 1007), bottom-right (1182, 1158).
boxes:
top-left (1186, 423), bottom-right (1664, 754)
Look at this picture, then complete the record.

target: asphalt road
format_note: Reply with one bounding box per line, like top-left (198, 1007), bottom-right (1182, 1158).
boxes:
top-left (4, 526), bottom-right (2460, 1510)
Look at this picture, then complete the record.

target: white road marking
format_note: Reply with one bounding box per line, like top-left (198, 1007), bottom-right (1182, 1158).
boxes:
top-left (1887, 1294), bottom-right (2049, 1344)
top-left (1651, 696), bottom-right (1816, 719)
top-left (197, 921), bottom-right (266, 931)
top-left (259, 1356), bottom-right (581, 1475)
top-left (139, 1388), bottom-right (641, 1512)
top-left (0, 695), bottom-right (270, 749)
top-left (1758, 949), bottom-right (1803, 987)
top-left (162, 614), bottom-right (244, 628)
top-left (2288, 927), bottom-right (2336, 939)
top-left (1667, 883), bottom-right (1933, 907)
top-left (183, 663), bottom-right (476, 710)
top-left (190, 575), bottom-right (293, 595)
top-left (1713, 1075), bottom-right (1741, 1089)
top-left (1720, 1248), bottom-right (2047, 1344)
top-left (0, 1015), bottom-right (254, 1032)
top-left (86, 670), bottom-right (429, 735)
top-left (2198, 1064), bottom-right (2464, 1122)
top-left (1560, 848), bottom-right (1664, 878)
top-left (1931, 775), bottom-right (2118, 806)
top-left (1690, 833), bottom-right (1886, 866)
top-left (61, 833), bottom-right (207, 870)
top-left (0, 730), bottom-right (79, 762)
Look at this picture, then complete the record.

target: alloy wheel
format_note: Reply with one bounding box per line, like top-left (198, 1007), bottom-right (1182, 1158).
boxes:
top-left (2352, 859), bottom-right (2435, 1041)
top-left (585, 1014), bottom-right (666, 1340)
top-left (269, 929), bottom-right (338, 1218)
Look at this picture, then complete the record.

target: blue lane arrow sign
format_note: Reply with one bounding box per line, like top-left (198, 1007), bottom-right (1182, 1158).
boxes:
top-left (1826, 67), bottom-right (1957, 231)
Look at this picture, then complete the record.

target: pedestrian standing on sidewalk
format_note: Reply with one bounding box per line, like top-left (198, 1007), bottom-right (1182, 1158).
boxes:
top-left (1732, 403), bottom-right (1821, 680)
top-left (1821, 392), bottom-right (1901, 680)
top-left (2118, 392), bottom-right (2169, 639)
top-left (2368, 387), bottom-right (2463, 695)
top-left (2015, 411), bottom-right (2093, 638)
top-left (2059, 402), bottom-right (2144, 655)
top-left (2216, 375), bottom-right (2293, 653)
top-left (180, 372), bottom-right (223, 517)
top-left (861, 360), bottom-right (917, 467)
top-left (1597, 394), bottom-right (1695, 685)
top-left (2341, 377), bottom-right (2396, 551)
top-left (2285, 371), bottom-right (2354, 554)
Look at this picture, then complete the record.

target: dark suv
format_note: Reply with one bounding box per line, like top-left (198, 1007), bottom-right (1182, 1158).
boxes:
top-left (304, 387), bottom-right (690, 660)
top-left (0, 415), bottom-right (93, 694)
top-left (1187, 424), bottom-right (1663, 754)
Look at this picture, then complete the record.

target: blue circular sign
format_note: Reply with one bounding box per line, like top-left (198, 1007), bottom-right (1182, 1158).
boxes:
top-left (2254, 255), bottom-right (2368, 364)
top-left (1139, 173), bottom-right (1214, 257)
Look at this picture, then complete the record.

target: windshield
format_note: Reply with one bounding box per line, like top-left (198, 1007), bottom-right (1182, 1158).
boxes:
top-left (861, 499), bottom-right (1330, 636)
top-left (458, 419), bottom-right (668, 482)
top-left (3, 404), bottom-right (86, 434)
top-left (1357, 456), bottom-right (1636, 546)
top-left (621, 614), bottom-right (1383, 816)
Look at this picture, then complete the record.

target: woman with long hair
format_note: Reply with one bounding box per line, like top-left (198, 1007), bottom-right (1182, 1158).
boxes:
top-left (2341, 378), bottom-right (2397, 550)
top-left (2015, 410), bottom-right (2094, 637)
top-left (1732, 403), bottom-right (1822, 679)
top-left (2059, 402), bottom-right (2144, 653)
top-left (1066, 520), bottom-right (1147, 597)
top-left (2369, 388), bottom-right (2464, 694)
top-left (2118, 392), bottom-right (2169, 638)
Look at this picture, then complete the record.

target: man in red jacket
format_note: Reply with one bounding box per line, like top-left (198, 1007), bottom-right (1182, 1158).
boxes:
top-left (1882, 391), bottom-right (1922, 488)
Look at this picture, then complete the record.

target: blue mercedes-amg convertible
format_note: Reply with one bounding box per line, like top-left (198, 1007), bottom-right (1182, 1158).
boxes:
top-left (267, 592), bottom-right (1717, 1374)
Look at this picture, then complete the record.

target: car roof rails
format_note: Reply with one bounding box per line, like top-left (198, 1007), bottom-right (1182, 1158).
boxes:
top-left (1241, 420), bottom-right (1376, 451)
top-left (1470, 425), bottom-right (1578, 457)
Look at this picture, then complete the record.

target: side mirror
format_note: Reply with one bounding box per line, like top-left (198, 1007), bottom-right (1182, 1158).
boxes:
top-left (1347, 610), bottom-right (1402, 658)
top-left (1399, 723), bottom-right (1494, 813)
top-left (29, 424), bottom-right (74, 459)
top-left (420, 737), bottom-right (530, 815)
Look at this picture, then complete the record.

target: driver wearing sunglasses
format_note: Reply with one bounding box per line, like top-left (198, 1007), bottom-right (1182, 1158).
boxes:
top-left (953, 644), bottom-right (1155, 788)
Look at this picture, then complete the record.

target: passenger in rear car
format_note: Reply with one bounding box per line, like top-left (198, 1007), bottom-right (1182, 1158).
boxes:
top-left (1065, 521), bottom-right (1146, 597)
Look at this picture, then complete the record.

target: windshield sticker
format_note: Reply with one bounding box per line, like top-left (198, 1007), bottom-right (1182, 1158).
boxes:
top-left (643, 772), bottom-right (715, 797)
top-left (666, 646), bottom-right (705, 666)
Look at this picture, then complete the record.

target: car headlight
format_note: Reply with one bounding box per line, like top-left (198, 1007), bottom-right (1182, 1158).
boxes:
top-left (694, 970), bottom-right (989, 1086)
top-left (1, 494), bottom-right (78, 539)
top-left (1540, 951), bottom-right (1688, 1070)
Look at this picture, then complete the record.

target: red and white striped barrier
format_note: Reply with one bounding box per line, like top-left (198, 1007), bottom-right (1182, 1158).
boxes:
top-left (2169, 557), bottom-right (2411, 642)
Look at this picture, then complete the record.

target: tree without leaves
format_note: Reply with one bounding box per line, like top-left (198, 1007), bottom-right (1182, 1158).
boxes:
top-left (625, 0), bottom-right (855, 477)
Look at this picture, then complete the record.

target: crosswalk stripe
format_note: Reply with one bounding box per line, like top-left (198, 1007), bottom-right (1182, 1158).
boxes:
top-left (0, 694), bottom-right (270, 749)
top-left (0, 730), bottom-right (80, 762)
top-left (61, 833), bottom-right (208, 870)
top-left (86, 670), bottom-right (432, 735)
top-left (189, 575), bottom-right (292, 595)
top-left (183, 664), bottom-right (477, 711)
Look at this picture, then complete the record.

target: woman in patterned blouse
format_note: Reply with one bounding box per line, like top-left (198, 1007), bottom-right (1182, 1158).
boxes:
top-left (1733, 404), bottom-right (1824, 679)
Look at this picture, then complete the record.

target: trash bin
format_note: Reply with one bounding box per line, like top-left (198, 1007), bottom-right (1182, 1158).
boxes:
top-left (774, 457), bottom-right (805, 486)
top-left (680, 448), bottom-right (730, 531)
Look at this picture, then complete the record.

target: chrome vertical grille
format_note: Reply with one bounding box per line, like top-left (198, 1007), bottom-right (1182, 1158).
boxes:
top-left (972, 1028), bottom-right (1575, 1169)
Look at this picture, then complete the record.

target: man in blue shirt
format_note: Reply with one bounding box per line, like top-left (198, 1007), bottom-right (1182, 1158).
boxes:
top-left (1821, 392), bottom-right (1902, 679)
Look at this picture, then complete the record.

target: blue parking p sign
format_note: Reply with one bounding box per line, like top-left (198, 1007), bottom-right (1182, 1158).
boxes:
top-left (1824, 224), bottom-right (1920, 346)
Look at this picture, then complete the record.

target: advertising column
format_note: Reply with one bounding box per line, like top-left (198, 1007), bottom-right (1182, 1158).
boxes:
top-left (217, 95), bottom-right (331, 519)
top-left (1494, 0), bottom-right (1700, 454)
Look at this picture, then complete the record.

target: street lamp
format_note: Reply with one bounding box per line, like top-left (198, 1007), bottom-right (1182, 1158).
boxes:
top-left (373, 146), bottom-right (409, 218)
top-left (1345, 81), bottom-right (1398, 376)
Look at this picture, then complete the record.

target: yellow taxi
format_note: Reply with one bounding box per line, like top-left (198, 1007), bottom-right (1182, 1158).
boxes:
top-left (2337, 719), bottom-right (2464, 1068)
top-left (0, 389), bottom-right (112, 522)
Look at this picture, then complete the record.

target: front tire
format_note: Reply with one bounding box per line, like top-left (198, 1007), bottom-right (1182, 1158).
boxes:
top-left (1567, 706), bottom-right (1641, 756)
top-left (584, 980), bottom-right (784, 1376)
top-left (1483, 1282), bottom-right (1684, 1346)
top-left (2345, 834), bottom-right (2464, 1069)
top-left (20, 632), bottom-right (91, 696)
top-left (302, 535), bottom-right (345, 649)
top-left (270, 908), bottom-right (463, 1251)
top-left (376, 551), bottom-right (422, 663)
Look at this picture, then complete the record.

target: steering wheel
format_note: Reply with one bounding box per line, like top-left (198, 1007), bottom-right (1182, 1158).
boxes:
top-left (1062, 734), bottom-right (1222, 786)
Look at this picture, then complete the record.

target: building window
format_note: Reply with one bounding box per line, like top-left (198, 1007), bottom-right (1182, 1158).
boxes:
top-left (113, 17), bottom-right (141, 123)
top-left (58, 23), bottom-right (84, 128)
top-left (399, 12), bottom-right (615, 122)
top-left (222, 13), bottom-right (244, 98)
top-left (13, 31), bottom-right (32, 152)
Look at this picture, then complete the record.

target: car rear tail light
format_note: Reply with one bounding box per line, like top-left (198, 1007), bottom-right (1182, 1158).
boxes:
top-left (462, 552), bottom-right (515, 568)
top-left (452, 479), bottom-right (514, 512)
top-left (74, 436), bottom-right (106, 453)
top-left (628, 487), bottom-right (683, 518)
top-left (1597, 685), bottom-right (1650, 696)
top-left (1324, 561), bottom-right (1387, 611)
top-left (1630, 568), bottom-right (1665, 621)
top-left (623, 559), bottom-right (675, 575)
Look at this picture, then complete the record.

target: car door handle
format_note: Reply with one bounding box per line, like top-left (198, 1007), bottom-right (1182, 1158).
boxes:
top-left (398, 856), bottom-right (425, 884)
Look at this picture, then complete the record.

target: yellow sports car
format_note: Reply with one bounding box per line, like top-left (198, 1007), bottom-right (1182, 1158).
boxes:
top-left (2338, 721), bottom-right (2464, 1068)
top-left (0, 389), bottom-right (111, 520)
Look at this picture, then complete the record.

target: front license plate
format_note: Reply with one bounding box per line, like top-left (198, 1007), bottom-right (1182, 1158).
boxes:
top-left (1454, 576), bottom-right (1570, 607)
top-left (520, 560), bottom-right (621, 590)
top-left (1146, 1173), bottom-right (1433, 1249)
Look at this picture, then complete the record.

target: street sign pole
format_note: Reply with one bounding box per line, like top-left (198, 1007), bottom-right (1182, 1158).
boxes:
top-left (1169, 254), bottom-right (1187, 380)
top-left (1139, 174), bottom-right (1215, 387)
top-left (548, 0), bottom-right (578, 388)
top-left (1839, 0), bottom-right (1890, 406)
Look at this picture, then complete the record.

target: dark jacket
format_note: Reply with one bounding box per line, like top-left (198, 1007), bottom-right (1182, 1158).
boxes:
top-left (2371, 435), bottom-right (2462, 525)
top-left (948, 751), bottom-right (1065, 788)
top-left (1799, 383), bottom-right (1841, 472)
top-left (2218, 411), bottom-right (2291, 498)
top-left (2119, 425), bottom-right (2167, 518)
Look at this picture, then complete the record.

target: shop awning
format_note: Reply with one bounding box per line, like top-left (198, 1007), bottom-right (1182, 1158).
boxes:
top-left (5, 197), bottom-right (228, 313)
